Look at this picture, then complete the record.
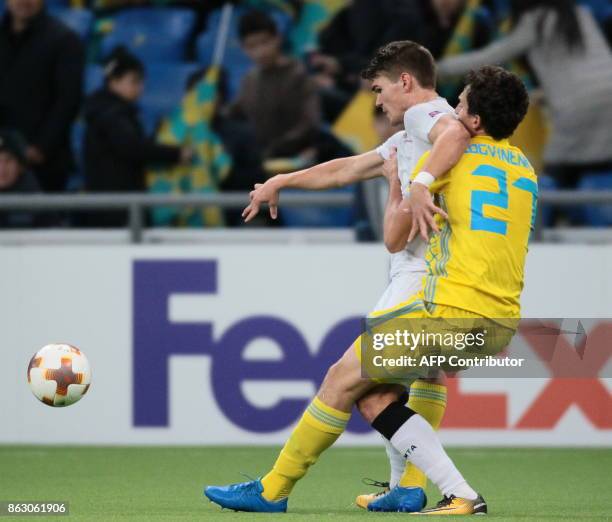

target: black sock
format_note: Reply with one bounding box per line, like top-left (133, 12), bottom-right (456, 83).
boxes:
top-left (371, 401), bottom-right (417, 440)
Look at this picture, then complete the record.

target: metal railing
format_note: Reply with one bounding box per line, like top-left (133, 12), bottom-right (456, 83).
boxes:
top-left (0, 190), bottom-right (610, 243)
top-left (0, 192), bottom-right (353, 243)
top-left (533, 190), bottom-right (612, 240)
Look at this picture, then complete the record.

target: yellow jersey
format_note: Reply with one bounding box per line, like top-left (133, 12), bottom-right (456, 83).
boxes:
top-left (413, 135), bottom-right (537, 319)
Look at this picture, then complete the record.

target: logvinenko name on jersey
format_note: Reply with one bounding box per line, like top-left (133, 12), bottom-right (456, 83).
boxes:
top-left (466, 143), bottom-right (531, 169)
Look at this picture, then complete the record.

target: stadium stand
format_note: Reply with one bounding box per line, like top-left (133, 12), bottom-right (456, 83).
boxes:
top-left (579, 0), bottom-right (612, 20)
top-left (578, 172), bottom-right (612, 226)
top-left (0, 0), bottom-right (611, 233)
top-left (138, 62), bottom-right (201, 133)
top-left (49, 7), bottom-right (93, 40)
top-left (537, 174), bottom-right (557, 227)
top-left (99, 7), bottom-right (196, 62)
top-left (196, 5), bottom-right (292, 100)
top-left (44, 0), bottom-right (70, 6)
top-left (67, 64), bottom-right (105, 190)
top-left (84, 63), bottom-right (105, 94)
top-left (280, 186), bottom-right (355, 228)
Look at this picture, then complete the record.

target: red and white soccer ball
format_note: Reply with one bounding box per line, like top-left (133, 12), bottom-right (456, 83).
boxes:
top-left (27, 344), bottom-right (92, 407)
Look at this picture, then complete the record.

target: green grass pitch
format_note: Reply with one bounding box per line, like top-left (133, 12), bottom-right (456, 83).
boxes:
top-left (1, 446), bottom-right (611, 521)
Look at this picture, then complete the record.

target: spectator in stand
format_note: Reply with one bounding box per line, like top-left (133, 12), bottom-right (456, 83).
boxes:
top-left (312, 0), bottom-right (493, 119)
top-left (0, 0), bottom-right (85, 192)
top-left (411, 0), bottom-right (494, 105)
top-left (229, 10), bottom-right (321, 162)
top-left (82, 47), bottom-right (192, 226)
top-left (312, 0), bottom-right (421, 121)
top-left (0, 129), bottom-right (56, 228)
top-left (185, 67), bottom-right (268, 227)
top-left (437, 0), bottom-right (612, 189)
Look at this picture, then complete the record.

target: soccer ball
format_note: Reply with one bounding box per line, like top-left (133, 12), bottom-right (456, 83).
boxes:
top-left (27, 344), bottom-right (92, 407)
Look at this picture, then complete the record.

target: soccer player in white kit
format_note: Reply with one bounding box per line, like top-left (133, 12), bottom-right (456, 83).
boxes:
top-left (206, 41), bottom-right (471, 513)
top-left (356, 98), bottom-right (458, 511)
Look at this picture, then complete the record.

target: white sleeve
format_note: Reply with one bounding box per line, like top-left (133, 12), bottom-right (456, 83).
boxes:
top-left (375, 131), bottom-right (404, 160)
top-left (404, 104), bottom-right (450, 144)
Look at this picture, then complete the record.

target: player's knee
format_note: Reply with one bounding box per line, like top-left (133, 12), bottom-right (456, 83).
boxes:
top-left (322, 359), bottom-right (344, 385)
top-left (321, 346), bottom-right (359, 388)
top-left (319, 359), bottom-right (349, 400)
top-left (319, 352), bottom-right (365, 404)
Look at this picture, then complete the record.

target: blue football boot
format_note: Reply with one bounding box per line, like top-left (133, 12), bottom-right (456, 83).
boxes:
top-left (367, 485), bottom-right (427, 512)
top-left (204, 478), bottom-right (288, 513)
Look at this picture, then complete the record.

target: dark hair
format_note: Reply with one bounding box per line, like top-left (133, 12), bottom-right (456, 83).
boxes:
top-left (238, 10), bottom-right (278, 41)
top-left (511, 0), bottom-right (584, 51)
top-left (465, 66), bottom-right (529, 140)
top-left (361, 41), bottom-right (436, 89)
top-left (103, 46), bottom-right (145, 83)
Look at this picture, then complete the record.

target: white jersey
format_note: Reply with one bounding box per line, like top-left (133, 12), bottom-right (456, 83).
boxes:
top-left (374, 97), bottom-right (455, 280)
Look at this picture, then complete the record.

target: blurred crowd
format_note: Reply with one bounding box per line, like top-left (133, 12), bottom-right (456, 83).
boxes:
top-left (1, 0), bottom-right (612, 229)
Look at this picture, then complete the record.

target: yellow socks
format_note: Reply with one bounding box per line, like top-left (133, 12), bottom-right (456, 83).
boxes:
top-left (261, 397), bottom-right (350, 501)
top-left (399, 381), bottom-right (447, 488)
top-left (259, 385), bottom-right (445, 499)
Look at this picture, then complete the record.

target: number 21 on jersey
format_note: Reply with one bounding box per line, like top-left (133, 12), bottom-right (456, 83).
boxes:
top-left (470, 164), bottom-right (538, 235)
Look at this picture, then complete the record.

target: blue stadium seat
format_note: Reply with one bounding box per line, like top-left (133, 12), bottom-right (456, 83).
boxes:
top-left (139, 108), bottom-right (162, 137)
top-left (577, 172), bottom-right (612, 226)
top-left (139, 62), bottom-right (201, 134)
top-left (49, 8), bottom-right (93, 40)
top-left (44, 0), bottom-right (70, 7)
top-left (579, 0), bottom-right (612, 21)
top-left (537, 174), bottom-right (557, 227)
top-left (100, 8), bottom-right (197, 63)
top-left (281, 186), bottom-right (355, 228)
top-left (67, 119), bottom-right (86, 192)
top-left (84, 64), bottom-right (105, 95)
top-left (196, 6), bottom-right (292, 101)
top-left (601, 5), bottom-right (612, 28)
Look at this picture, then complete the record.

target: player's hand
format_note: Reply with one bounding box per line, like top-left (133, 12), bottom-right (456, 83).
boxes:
top-left (242, 177), bottom-right (281, 222)
top-left (382, 149), bottom-right (399, 183)
top-left (403, 182), bottom-right (449, 242)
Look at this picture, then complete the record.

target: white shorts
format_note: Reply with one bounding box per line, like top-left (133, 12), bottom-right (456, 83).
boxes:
top-left (372, 251), bottom-right (425, 313)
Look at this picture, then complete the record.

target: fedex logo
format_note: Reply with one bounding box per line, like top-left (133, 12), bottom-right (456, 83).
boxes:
top-left (132, 260), bottom-right (369, 433)
top-left (132, 260), bottom-right (612, 433)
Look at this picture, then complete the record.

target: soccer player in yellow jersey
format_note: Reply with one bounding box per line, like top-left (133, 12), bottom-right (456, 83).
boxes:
top-left (205, 66), bottom-right (533, 516)
top-left (385, 70), bottom-right (536, 322)
top-left (360, 65), bottom-right (535, 515)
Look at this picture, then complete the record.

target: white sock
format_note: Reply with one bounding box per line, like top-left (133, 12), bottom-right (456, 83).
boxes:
top-left (382, 434), bottom-right (405, 488)
top-left (389, 414), bottom-right (478, 500)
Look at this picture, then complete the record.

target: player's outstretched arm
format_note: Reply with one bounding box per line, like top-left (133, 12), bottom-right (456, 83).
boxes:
top-left (406, 115), bottom-right (468, 241)
top-left (242, 151), bottom-right (383, 222)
